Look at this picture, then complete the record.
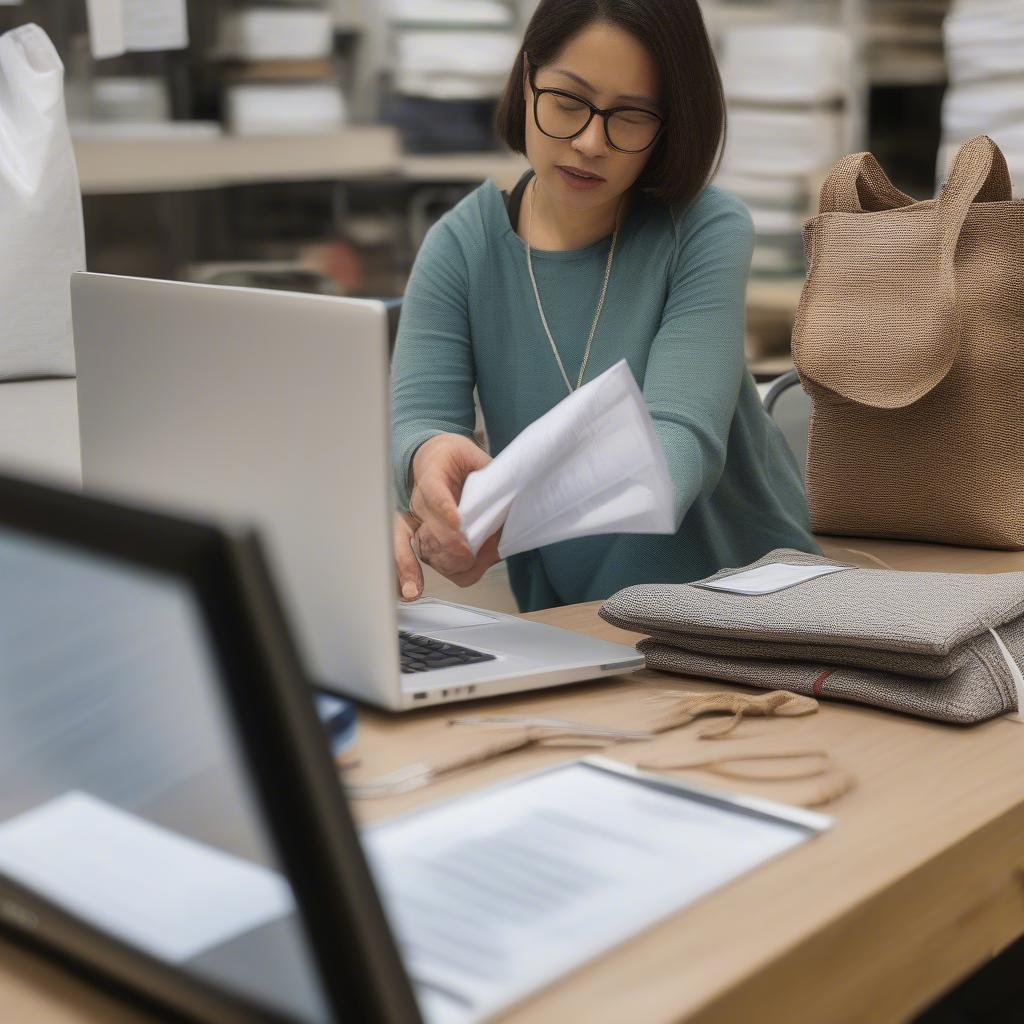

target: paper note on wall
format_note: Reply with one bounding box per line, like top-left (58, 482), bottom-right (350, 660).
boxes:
top-left (85, 0), bottom-right (124, 59)
top-left (86, 0), bottom-right (188, 60)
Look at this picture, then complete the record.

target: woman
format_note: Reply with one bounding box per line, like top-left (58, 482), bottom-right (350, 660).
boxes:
top-left (392, 0), bottom-right (818, 613)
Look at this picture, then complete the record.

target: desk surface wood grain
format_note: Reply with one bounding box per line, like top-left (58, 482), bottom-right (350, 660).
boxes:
top-left (3, 537), bottom-right (1024, 1023)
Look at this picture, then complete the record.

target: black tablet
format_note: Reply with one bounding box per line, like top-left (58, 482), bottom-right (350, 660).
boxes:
top-left (0, 474), bottom-right (421, 1024)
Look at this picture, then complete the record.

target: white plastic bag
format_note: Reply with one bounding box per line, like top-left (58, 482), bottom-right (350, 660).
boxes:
top-left (0, 23), bottom-right (85, 379)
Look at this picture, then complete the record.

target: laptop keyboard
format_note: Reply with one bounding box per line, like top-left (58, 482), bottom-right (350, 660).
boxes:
top-left (398, 631), bottom-right (495, 674)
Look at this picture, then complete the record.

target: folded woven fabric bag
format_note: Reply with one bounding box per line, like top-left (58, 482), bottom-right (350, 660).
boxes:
top-left (599, 549), bottom-right (1024, 725)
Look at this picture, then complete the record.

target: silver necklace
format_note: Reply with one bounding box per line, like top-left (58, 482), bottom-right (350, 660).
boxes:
top-left (525, 177), bottom-right (621, 394)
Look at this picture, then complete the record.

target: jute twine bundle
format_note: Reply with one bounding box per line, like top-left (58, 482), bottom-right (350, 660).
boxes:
top-left (643, 689), bottom-right (818, 739)
top-left (346, 689), bottom-right (854, 807)
top-left (634, 689), bottom-right (855, 807)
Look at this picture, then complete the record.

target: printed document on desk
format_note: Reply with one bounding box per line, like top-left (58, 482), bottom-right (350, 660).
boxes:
top-left (458, 361), bottom-right (675, 559)
top-left (362, 757), bottom-right (830, 1024)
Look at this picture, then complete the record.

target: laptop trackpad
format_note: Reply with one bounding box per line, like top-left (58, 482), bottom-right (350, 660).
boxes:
top-left (397, 601), bottom-right (498, 633)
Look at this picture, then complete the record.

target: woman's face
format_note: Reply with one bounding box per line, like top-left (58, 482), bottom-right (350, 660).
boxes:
top-left (524, 21), bottom-right (662, 212)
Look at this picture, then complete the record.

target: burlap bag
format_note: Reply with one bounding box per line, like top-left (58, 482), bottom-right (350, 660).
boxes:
top-left (792, 135), bottom-right (1024, 548)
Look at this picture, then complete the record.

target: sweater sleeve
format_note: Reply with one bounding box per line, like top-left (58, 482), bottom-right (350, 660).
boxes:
top-left (643, 191), bottom-right (755, 529)
top-left (390, 216), bottom-right (478, 509)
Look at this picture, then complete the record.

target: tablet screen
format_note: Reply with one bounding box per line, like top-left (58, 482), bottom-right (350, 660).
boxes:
top-left (0, 526), bottom-right (330, 1023)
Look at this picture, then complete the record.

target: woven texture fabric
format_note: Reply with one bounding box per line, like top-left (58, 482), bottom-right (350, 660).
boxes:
top-left (637, 638), bottom-right (1016, 726)
top-left (792, 135), bottom-right (1024, 549)
top-left (599, 548), bottom-right (1024, 724)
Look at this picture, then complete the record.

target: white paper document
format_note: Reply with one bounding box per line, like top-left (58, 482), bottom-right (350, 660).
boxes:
top-left (125, 0), bottom-right (189, 51)
top-left (458, 361), bottom-right (675, 559)
top-left (0, 792), bottom-right (294, 963)
top-left (694, 562), bottom-right (852, 596)
top-left (86, 0), bottom-right (188, 60)
top-left (363, 758), bottom-right (829, 1024)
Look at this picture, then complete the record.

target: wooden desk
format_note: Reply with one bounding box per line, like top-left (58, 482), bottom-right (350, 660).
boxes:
top-left (3, 537), bottom-right (1024, 1023)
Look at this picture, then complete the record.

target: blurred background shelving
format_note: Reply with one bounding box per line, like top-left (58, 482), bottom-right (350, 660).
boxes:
top-left (1, 0), bottom-right (542, 300)
top-left (701, 0), bottom-right (866, 371)
top-left (73, 127), bottom-right (401, 194)
top-left (72, 130), bottom-right (529, 194)
top-left (5, 0), bottom-right (1019, 381)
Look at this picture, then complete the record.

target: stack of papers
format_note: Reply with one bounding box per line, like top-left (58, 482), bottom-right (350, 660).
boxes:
top-left (458, 360), bottom-right (675, 559)
top-left (364, 758), bottom-right (828, 1024)
top-left (721, 26), bottom-right (851, 104)
top-left (217, 8), bottom-right (334, 61)
top-left (224, 83), bottom-right (346, 135)
top-left (389, 0), bottom-right (519, 101)
top-left (723, 107), bottom-right (845, 180)
top-left (393, 29), bottom-right (519, 99)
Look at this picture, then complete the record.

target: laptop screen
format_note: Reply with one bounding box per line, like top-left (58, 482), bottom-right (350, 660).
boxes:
top-left (0, 525), bottom-right (331, 1022)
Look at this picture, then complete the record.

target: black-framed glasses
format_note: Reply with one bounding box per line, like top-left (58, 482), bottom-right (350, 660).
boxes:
top-left (528, 64), bottom-right (664, 154)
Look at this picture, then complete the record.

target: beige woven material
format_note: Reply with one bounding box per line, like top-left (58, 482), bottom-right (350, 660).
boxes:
top-left (643, 689), bottom-right (818, 738)
top-left (792, 135), bottom-right (1024, 548)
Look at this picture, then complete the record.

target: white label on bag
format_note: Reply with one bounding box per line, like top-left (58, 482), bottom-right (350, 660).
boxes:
top-left (693, 563), bottom-right (852, 596)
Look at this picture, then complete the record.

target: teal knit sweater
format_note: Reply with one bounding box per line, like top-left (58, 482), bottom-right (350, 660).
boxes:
top-left (391, 178), bottom-right (819, 612)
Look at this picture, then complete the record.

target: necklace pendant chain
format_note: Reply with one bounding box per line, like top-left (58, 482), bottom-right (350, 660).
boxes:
top-left (525, 177), bottom-right (621, 395)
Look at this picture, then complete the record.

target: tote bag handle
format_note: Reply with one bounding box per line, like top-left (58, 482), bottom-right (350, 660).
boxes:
top-left (817, 151), bottom-right (915, 216)
top-left (818, 134), bottom-right (1011, 289)
top-left (934, 135), bottom-right (1013, 311)
top-left (797, 136), bottom-right (1012, 409)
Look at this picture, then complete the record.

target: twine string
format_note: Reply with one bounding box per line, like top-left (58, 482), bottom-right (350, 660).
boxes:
top-left (345, 690), bottom-right (853, 807)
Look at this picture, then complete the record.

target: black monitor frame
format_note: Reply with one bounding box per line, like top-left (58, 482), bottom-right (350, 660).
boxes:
top-left (0, 473), bottom-right (422, 1024)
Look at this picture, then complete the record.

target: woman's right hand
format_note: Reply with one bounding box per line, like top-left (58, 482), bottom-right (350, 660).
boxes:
top-left (393, 433), bottom-right (495, 601)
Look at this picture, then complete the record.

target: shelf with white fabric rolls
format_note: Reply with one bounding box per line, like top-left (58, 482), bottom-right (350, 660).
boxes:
top-left (700, 0), bottom-right (866, 370)
top-left (72, 127), bottom-right (530, 195)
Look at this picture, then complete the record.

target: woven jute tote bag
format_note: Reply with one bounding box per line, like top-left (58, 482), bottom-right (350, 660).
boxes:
top-left (792, 135), bottom-right (1024, 549)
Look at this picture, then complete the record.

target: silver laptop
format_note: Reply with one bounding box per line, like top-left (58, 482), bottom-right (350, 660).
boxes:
top-left (72, 273), bottom-right (644, 710)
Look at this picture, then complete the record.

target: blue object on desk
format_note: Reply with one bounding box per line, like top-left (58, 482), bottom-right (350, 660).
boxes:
top-left (315, 691), bottom-right (358, 756)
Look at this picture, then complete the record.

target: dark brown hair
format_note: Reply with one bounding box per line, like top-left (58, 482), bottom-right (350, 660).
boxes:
top-left (495, 0), bottom-right (726, 208)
